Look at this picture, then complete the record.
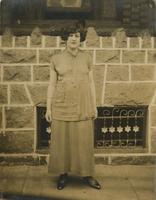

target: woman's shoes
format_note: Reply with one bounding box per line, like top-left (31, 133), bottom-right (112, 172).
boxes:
top-left (57, 174), bottom-right (101, 190)
top-left (83, 176), bottom-right (101, 189)
top-left (57, 173), bottom-right (68, 190)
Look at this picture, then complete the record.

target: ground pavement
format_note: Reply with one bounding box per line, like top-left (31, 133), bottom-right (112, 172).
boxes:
top-left (0, 165), bottom-right (155, 200)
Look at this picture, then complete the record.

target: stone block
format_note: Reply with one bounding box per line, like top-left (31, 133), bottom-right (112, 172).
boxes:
top-left (45, 36), bottom-right (57, 47)
top-left (0, 107), bottom-right (2, 128)
top-left (129, 37), bottom-right (140, 48)
top-left (33, 65), bottom-right (50, 82)
top-left (141, 36), bottom-right (152, 48)
top-left (0, 156), bottom-right (38, 166)
top-left (10, 85), bottom-right (30, 104)
top-left (0, 50), bottom-right (37, 63)
top-left (15, 36), bottom-right (27, 47)
top-left (107, 65), bottom-right (129, 81)
top-left (151, 129), bottom-right (156, 153)
top-left (96, 50), bottom-right (120, 63)
top-left (148, 50), bottom-right (156, 63)
top-left (93, 65), bottom-right (105, 106)
top-left (0, 85), bottom-right (8, 104)
top-left (30, 27), bottom-right (42, 47)
top-left (86, 27), bottom-right (100, 47)
top-left (0, 155), bottom-right (47, 165)
top-left (3, 66), bottom-right (31, 82)
top-left (2, 38), bottom-right (13, 47)
top-left (151, 106), bottom-right (156, 126)
top-left (104, 83), bottom-right (156, 105)
top-left (102, 37), bottom-right (113, 48)
top-left (131, 65), bottom-right (156, 81)
top-left (111, 156), bottom-right (156, 165)
top-left (0, 131), bottom-right (34, 153)
top-left (122, 50), bottom-right (145, 63)
top-left (39, 49), bottom-right (61, 63)
top-left (27, 84), bottom-right (48, 105)
top-left (95, 157), bottom-right (108, 164)
top-left (5, 106), bottom-right (34, 128)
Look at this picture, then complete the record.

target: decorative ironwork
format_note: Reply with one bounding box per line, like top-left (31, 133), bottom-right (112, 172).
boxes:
top-left (94, 106), bottom-right (148, 149)
top-left (36, 106), bottom-right (51, 149)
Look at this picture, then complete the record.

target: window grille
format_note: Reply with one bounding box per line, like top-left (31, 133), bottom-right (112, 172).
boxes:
top-left (94, 106), bottom-right (148, 148)
top-left (36, 105), bottom-right (51, 149)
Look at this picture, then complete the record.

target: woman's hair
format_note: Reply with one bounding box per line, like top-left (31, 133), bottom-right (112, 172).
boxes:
top-left (61, 23), bottom-right (86, 42)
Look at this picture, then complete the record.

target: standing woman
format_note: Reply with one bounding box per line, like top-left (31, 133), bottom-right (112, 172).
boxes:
top-left (45, 24), bottom-right (101, 190)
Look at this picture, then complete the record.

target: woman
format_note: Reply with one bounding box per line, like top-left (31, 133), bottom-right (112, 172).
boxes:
top-left (45, 25), bottom-right (101, 190)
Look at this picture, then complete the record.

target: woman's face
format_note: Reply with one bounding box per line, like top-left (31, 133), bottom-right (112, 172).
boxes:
top-left (66, 32), bottom-right (81, 49)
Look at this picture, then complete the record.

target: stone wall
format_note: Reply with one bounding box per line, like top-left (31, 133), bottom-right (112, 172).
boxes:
top-left (0, 27), bottom-right (156, 165)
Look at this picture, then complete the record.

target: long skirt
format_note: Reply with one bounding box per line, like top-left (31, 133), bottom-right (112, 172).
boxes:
top-left (48, 119), bottom-right (95, 176)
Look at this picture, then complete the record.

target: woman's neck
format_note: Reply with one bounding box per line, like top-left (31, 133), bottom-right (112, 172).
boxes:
top-left (67, 47), bottom-right (78, 56)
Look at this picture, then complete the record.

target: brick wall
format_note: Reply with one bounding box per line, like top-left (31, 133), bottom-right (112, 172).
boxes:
top-left (0, 27), bottom-right (156, 165)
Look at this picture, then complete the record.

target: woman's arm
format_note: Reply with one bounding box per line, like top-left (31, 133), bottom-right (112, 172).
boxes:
top-left (45, 63), bottom-right (57, 122)
top-left (89, 70), bottom-right (97, 118)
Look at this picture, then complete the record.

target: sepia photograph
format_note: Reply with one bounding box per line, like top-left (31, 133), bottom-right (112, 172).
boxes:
top-left (0, 0), bottom-right (156, 200)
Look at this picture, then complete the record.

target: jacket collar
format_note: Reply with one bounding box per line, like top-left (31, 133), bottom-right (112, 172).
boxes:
top-left (66, 47), bottom-right (81, 57)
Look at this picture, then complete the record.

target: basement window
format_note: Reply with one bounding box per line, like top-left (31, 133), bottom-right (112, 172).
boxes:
top-left (94, 105), bottom-right (148, 149)
top-left (36, 105), bottom-right (51, 149)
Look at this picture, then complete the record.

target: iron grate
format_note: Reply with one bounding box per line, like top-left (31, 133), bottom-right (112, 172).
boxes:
top-left (36, 106), bottom-right (51, 149)
top-left (94, 106), bottom-right (148, 149)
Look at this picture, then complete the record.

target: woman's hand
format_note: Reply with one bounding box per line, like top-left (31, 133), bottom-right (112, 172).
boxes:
top-left (45, 109), bottom-right (52, 122)
top-left (93, 108), bottom-right (98, 120)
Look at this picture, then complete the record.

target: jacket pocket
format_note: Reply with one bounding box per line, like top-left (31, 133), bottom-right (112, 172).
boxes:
top-left (54, 83), bottom-right (65, 103)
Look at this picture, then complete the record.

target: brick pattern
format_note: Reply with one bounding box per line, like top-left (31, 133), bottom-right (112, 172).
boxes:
top-left (0, 28), bottom-right (156, 156)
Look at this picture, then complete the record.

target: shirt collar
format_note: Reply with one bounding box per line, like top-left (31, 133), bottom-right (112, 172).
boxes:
top-left (66, 47), bottom-right (80, 57)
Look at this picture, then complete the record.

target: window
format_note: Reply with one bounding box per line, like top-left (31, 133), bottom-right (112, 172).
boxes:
top-left (94, 106), bottom-right (148, 149)
top-left (47, 0), bottom-right (82, 8)
top-left (46, 0), bottom-right (92, 19)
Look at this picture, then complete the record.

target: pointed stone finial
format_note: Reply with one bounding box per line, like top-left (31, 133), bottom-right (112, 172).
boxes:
top-left (113, 28), bottom-right (126, 37)
top-left (31, 27), bottom-right (42, 46)
top-left (86, 27), bottom-right (100, 47)
top-left (2, 27), bottom-right (13, 47)
top-left (3, 27), bottom-right (13, 36)
top-left (31, 27), bottom-right (42, 37)
top-left (113, 28), bottom-right (127, 48)
top-left (140, 29), bottom-right (151, 37)
top-left (140, 29), bottom-right (152, 48)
